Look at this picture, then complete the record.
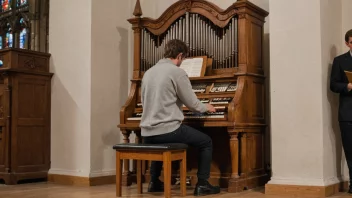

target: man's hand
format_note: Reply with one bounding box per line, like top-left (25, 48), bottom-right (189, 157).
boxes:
top-left (348, 83), bottom-right (352, 91)
top-left (206, 104), bottom-right (216, 113)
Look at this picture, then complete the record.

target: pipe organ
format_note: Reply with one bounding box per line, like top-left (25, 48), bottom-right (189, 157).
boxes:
top-left (118, 0), bottom-right (269, 193)
top-left (140, 14), bottom-right (238, 71)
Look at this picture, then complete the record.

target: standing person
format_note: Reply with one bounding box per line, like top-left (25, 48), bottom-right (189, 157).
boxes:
top-left (140, 39), bottom-right (221, 196)
top-left (330, 29), bottom-right (352, 193)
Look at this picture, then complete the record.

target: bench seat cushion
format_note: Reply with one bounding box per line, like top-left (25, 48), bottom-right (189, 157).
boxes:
top-left (113, 143), bottom-right (188, 151)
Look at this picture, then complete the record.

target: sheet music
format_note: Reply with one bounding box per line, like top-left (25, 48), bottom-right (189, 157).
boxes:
top-left (179, 58), bottom-right (204, 77)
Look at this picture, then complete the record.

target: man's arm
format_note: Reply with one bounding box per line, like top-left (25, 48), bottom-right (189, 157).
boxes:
top-left (175, 74), bottom-right (210, 113)
top-left (330, 57), bottom-right (351, 93)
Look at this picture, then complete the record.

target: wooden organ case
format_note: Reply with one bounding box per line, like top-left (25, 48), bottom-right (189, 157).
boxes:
top-left (118, 0), bottom-right (269, 193)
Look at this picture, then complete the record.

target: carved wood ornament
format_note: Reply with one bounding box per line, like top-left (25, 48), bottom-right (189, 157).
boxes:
top-left (24, 57), bottom-right (41, 69)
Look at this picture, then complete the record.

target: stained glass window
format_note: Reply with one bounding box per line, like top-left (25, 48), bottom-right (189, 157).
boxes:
top-left (16, 0), bottom-right (26, 7)
top-left (0, 0), bottom-right (48, 51)
top-left (19, 17), bottom-right (26, 48)
top-left (1, 0), bottom-right (12, 12)
top-left (5, 23), bottom-right (12, 48)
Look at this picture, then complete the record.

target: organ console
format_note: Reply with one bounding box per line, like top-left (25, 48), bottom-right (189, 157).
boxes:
top-left (118, 0), bottom-right (269, 193)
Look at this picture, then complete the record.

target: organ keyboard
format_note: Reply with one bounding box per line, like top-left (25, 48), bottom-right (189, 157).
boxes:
top-left (127, 113), bottom-right (142, 121)
top-left (128, 111), bottom-right (226, 121)
top-left (210, 82), bottom-right (231, 92)
top-left (184, 111), bottom-right (225, 119)
top-left (129, 96), bottom-right (231, 121)
top-left (192, 83), bottom-right (207, 93)
top-left (118, 0), bottom-right (269, 193)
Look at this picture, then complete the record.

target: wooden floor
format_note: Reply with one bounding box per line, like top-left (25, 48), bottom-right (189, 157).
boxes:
top-left (0, 182), bottom-right (352, 198)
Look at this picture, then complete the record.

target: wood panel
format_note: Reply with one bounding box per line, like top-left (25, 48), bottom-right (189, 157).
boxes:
top-left (251, 79), bottom-right (265, 121)
top-left (48, 174), bottom-right (116, 186)
top-left (0, 84), bottom-right (5, 172)
top-left (0, 49), bottom-right (51, 72)
top-left (11, 74), bottom-right (51, 174)
top-left (265, 182), bottom-right (348, 198)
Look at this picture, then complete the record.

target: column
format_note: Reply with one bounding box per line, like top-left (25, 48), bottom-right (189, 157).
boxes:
top-left (266, 0), bottom-right (345, 197)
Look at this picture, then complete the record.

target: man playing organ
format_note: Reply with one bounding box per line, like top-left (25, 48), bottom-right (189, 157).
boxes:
top-left (140, 39), bottom-right (221, 196)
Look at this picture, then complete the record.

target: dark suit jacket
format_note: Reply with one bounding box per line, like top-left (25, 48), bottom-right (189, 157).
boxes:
top-left (330, 51), bottom-right (352, 121)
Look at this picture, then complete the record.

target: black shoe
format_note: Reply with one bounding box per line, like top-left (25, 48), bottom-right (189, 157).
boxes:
top-left (148, 180), bottom-right (164, 192)
top-left (193, 181), bottom-right (220, 196)
top-left (348, 188), bottom-right (352, 194)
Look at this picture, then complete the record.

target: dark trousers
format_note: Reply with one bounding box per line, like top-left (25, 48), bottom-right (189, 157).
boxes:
top-left (143, 124), bottom-right (213, 181)
top-left (340, 122), bottom-right (352, 187)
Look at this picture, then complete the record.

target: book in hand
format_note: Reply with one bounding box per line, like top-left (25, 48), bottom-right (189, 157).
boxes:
top-left (345, 70), bottom-right (352, 83)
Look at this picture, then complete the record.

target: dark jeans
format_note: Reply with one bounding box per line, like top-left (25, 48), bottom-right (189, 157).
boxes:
top-left (340, 121), bottom-right (352, 187)
top-left (143, 124), bottom-right (213, 181)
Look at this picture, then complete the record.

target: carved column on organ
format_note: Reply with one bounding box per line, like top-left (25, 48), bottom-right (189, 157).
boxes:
top-left (229, 132), bottom-right (240, 179)
top-left (130, 0), bottom-right (142, 79)
top-left (240, 133), bottom-right (248, 176)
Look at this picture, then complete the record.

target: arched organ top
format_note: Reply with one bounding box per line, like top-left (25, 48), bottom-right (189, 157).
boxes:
top-left (128, 0), bottom-right (268, 78)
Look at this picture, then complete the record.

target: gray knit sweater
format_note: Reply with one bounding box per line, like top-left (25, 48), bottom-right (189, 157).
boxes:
top-left (140, 58), bottom-right (208, 137)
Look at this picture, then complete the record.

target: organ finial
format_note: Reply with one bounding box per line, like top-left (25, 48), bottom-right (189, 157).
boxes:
top-left (133, 0), bottom-right (143, 17)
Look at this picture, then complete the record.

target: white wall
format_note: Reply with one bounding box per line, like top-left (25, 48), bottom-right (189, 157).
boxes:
top-left (269, 0), bottom-right (350, 186)
top-left (90, 0), bottom-right (132, 177)
top-left (49, 0), bottom-right (92, 177)
top-left (269, 0), bottom-right (325, 185)
top-left (320, 0), bottom-right (344, 183)
top-left (138, 0), bottom-right (268, 18)
top-left (342, 0), bottom-right (352, 50)
top-left (49, 0), bottom-right (134, 177)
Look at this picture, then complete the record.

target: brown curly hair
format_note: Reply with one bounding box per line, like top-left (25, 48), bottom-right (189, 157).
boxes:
top-left (163, 39), bottom-right (189, 59)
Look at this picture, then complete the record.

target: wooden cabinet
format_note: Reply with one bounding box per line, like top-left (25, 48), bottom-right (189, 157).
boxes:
top-left (0, 49), bottom-right (52, 185)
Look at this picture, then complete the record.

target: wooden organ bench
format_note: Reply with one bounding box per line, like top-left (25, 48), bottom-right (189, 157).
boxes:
top-left (118, 0), bottom-right (269, 193)
top-left (113, 143), bottom-right (188, 198)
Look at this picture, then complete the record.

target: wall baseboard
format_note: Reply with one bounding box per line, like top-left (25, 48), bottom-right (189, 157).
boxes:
top-left (265, 181), bottom-right (348, 197)
top-left (48, 174), bottom-right (116, 186)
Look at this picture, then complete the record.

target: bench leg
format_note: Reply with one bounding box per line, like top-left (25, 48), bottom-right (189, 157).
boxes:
top-left (163, 151), bottom-right (172, 198)
top-left (116, 152), bottom-right (122, 197)
top-left (137, 160), bottom-right (142, 194)
top-left (180, 150), bottom-right (187, 196)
